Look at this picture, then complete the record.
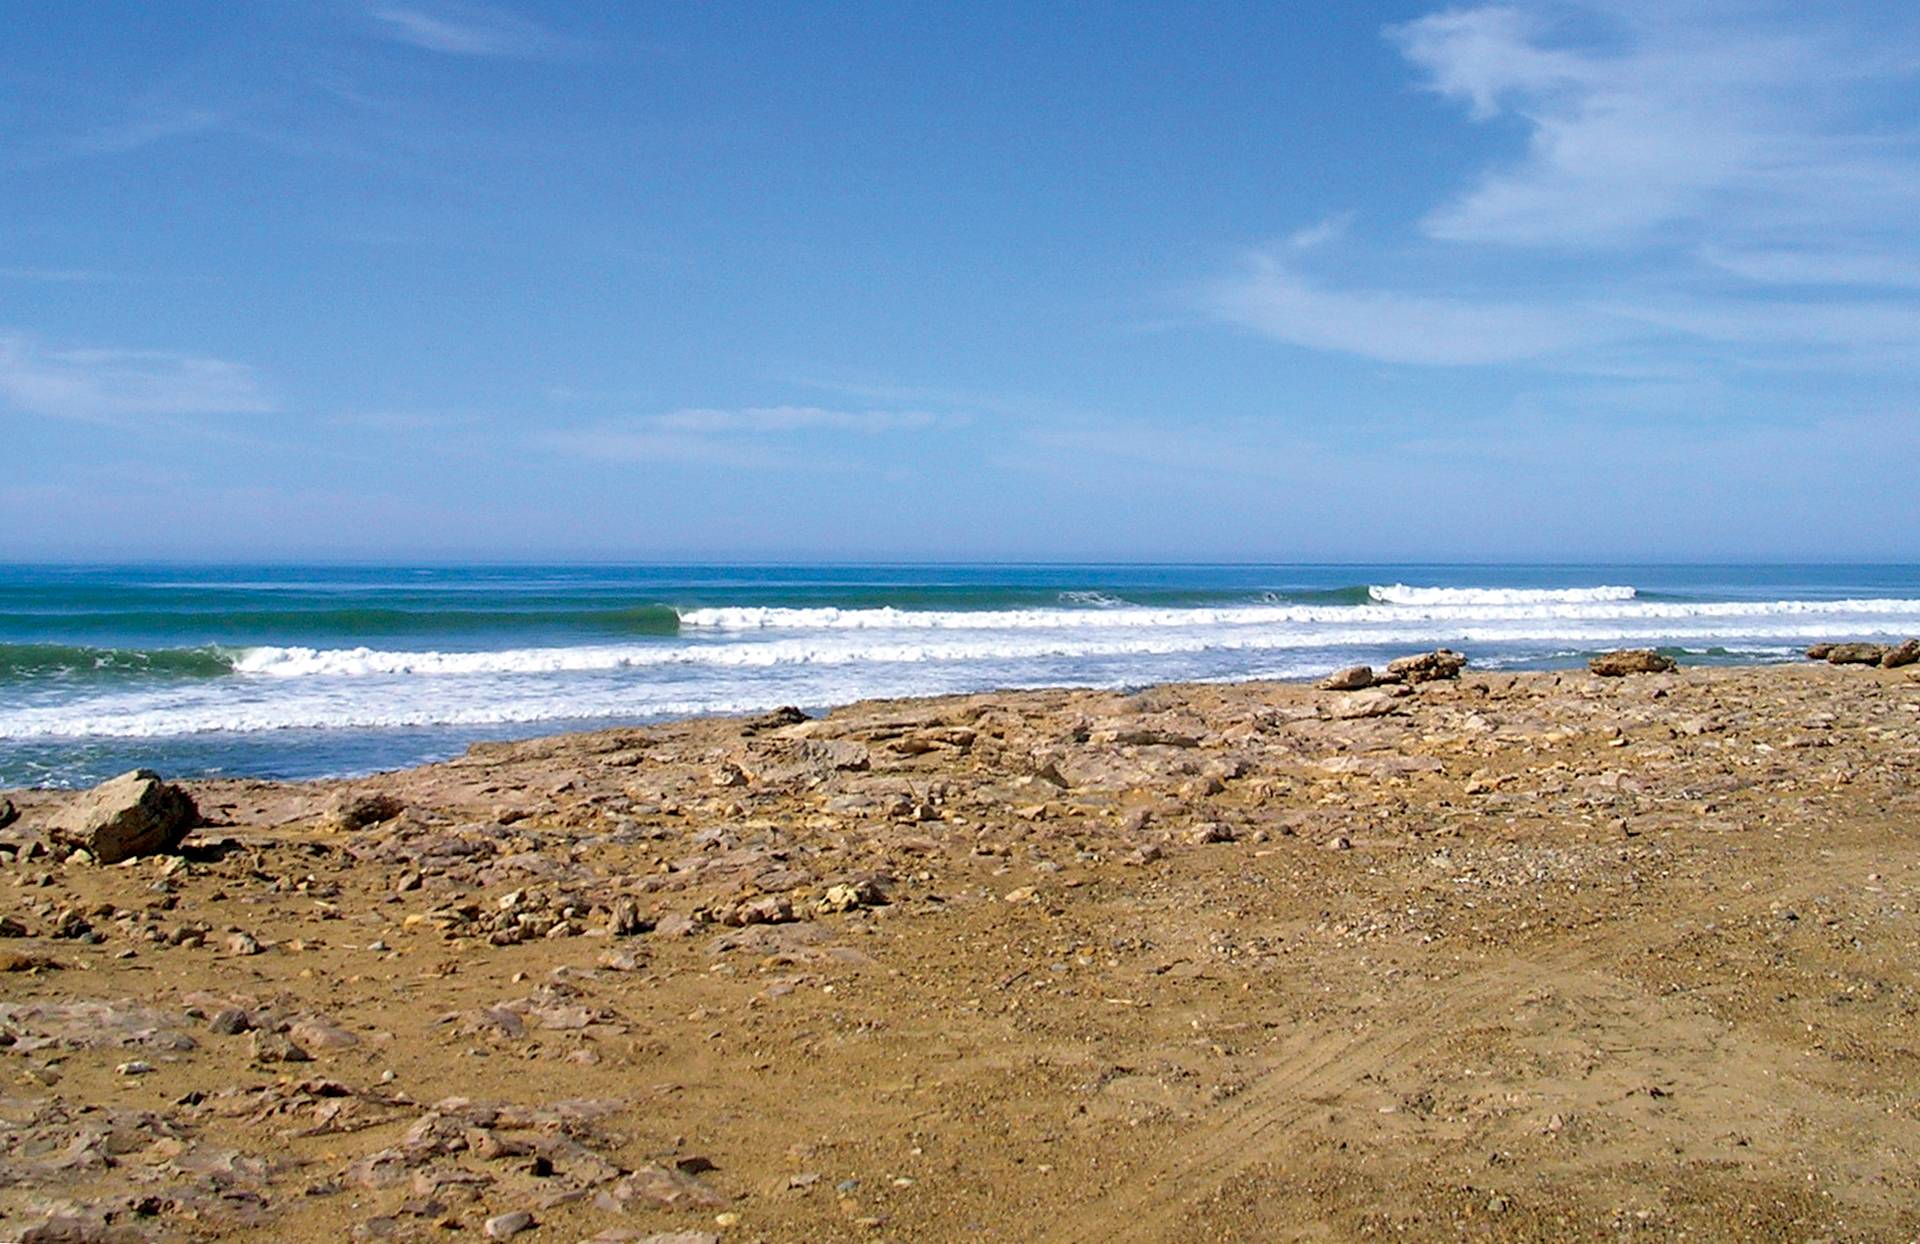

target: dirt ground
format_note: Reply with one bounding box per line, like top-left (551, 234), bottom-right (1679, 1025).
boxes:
top-left (3, 662), bottom-right (1919, 1242)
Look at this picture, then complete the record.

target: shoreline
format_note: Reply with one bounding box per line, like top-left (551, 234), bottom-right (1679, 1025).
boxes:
top-left (3, 660), bottom-right (1919, 1240)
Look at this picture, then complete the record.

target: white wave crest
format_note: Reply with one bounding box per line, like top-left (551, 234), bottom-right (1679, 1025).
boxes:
top-left (1368, 584), bottom-right (1638, 605)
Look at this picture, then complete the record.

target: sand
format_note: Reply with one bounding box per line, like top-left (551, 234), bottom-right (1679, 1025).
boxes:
top-left (3, 662), bottom-right (1919, 1242)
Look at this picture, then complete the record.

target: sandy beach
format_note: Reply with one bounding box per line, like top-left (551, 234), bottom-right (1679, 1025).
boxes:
top-left (4, 660), bottom-right (1919, 1242)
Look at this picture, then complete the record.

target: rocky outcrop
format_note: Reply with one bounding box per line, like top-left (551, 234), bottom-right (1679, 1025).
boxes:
top-left (49, 770), bottom-right (199, 864)
top-left (1589, 649), bottom-right (1677, 677)
top-left (1387, 649), bottom-right (1467, 683)
top-left (0, 795), bottom-right (16, 830)
top-left (1318, 665), bottom-right (1374, 691)
top-left (1824, 643), bottom-right (1887, 666)
top-left (1881, 638), bottom-right (1920, 669)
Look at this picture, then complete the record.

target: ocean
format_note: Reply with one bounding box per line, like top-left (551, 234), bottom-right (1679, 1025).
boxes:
top-left (3, 562), bottom-right (1917, 788)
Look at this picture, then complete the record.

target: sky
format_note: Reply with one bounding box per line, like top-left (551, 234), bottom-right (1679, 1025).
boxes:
top-left (4, 0), bottom-right (1919, 562)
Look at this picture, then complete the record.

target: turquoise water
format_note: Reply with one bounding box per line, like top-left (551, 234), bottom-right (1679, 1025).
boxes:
top-left (3, 563), bottom-right (1918, 787)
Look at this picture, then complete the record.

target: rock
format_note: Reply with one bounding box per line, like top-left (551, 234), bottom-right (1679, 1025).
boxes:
top-left (485, 1211), bottom-right (535, 1239)
top-left (289, 1016), bottom-right (360, 1051)
top-left (1804, 643), bottom-right (1833, 660)
top-left (0, 796), bottom-right (16, 829)
top-left (816, 879), bottom-right (886, 913)
top-left (1881, 638), bottom-right (1920, 669)
top-left (48, 770), bottom-right (199, 864)
top-left (249, 1030), bottom-right (312, 1064)
top-left (607, 898), bottom-right (649, 936)
top-left (1324, 688), bottom-right (1406, 720)
top-left (226, 931), bottom-right (263, 956)
top-left (1185, 822), bottom-right (1234, 845)
top-left (1589, 649), bottom-right (1677, 677)
top-left (1825, 642), bottom-right (1887, 666)
top-left (208, 1007), bottom-right (253, 1035)
top-left (327, 791), bottom-right (405, 831)
top-left (0, 915), bottom-right (27, 937)
top-left (1387, 649), bottom-right (1467, 683)
top-left (1318, 664), bottom-right (1374, 691)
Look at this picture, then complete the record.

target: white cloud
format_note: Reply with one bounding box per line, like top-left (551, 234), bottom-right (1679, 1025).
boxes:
top-left (1206, 253), bottom-right (1610, 365)
top-left (1388, 5), bottom-right (1920, 249)
top-left (646, 407), bottom-right (938, 435)
top-left (546, 406), bottom-right (944, 464)
top-left (0, 331), bottom-right (273, 423)
top-left (1698, 245), bottom-right (1920, 290)
top-left (369, 3), bottom-right (570, 57)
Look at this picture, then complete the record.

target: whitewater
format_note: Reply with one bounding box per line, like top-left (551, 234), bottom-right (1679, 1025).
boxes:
top-left (2, 564), bottom-right (1917, 784)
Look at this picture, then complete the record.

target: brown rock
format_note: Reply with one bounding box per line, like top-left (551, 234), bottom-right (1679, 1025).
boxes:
top-left (1804, 643), bottom-right (1833, 660)
top-left (1589, 649), bottom-right (1677, 677)
top-left (327, 791), bottom-right (405, 831)
top-left (48, 770), bottom-right (199, 864)
top-left (249, 1030), bottom-right (312, 1064)
top-left (0, 796), bottom-right (16, 830)
top-left (1387, 649), bottom-right (1467, 683)
top-left (1318, 664), bottom-right (1374, 691)
top-left (1881, 638), bottom-right (1920, 669)
top-left (1825, 642), bottom-right (1887, 666)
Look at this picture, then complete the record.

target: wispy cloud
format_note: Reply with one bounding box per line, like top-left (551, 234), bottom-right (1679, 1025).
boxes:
top-left (1387, 5), bottom-right (1920, 250)
top-left (0, 331), bottom-right (273, 423)
top-left (547, 406), bottom-right (944, 466)
top-left (368, 3), bottom-right (572, 58)
top-left (1206, 251), bottom-right (1611, 365)
top-left (0, 267), bottom-right (116, 284)
top-left (73, 105), bottom-right (223, 156)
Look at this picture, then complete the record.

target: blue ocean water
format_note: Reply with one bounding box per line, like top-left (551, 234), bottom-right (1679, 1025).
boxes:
top-left (3, 563), bottom-right (1918, 787)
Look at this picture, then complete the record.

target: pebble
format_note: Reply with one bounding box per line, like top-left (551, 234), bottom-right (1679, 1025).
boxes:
top-left (484, 1209), bottom-right (535, 1238)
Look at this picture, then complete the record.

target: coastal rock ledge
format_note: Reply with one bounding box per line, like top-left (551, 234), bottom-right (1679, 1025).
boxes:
top-left (1589, 648), bottom-right (1678, 677)
top-left (48, 769), bottom-right (200, 864)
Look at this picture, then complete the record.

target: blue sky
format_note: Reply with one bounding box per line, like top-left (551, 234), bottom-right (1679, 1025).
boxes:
top-left (4, 0), bottom-right (1918, 561)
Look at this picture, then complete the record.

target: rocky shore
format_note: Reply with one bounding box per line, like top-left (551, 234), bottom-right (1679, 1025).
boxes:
top-left (3, 660), bottom-right (1920, 1242)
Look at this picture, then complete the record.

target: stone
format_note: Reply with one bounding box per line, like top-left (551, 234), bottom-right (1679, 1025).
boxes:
top-left (607, 898), bottom-right (649, 936)
top-left (0, 796), bottom-right (16, 829)
top-left (249, 1030), bottom-right (312, 1064)
top-left (289, 1016), bottom-right (360, 1051)
top-left (1825, 642), bottom-right (1887, 666)
top-left (0, 915), bottom-right (27, 937)
top-left (484, 1210), bottom-right (535, 1238)
top-left (1325, 688), bottom-right (1406, 720)
top-left (327, 791), bottom-right (405, 831)
top-left (1881, 638), bottom-right (1920, 669)
top-left (1387, 649), bottom-right (1467, 683)
top-left (227, 931), bottom-right (263, 956)
top-left (1318, 664), bottom-right (1374, 691)
top-left (48, 770), bottom-right (199, 864)
top-left (1185, 822), bottom-right (1234, 845)
top-left (208, 1007), bottom-right (253, 1035)
top-left (1589, 649), bottom-right (1677, 677)
top-left (1804, 643), bottom-right (1833, 660)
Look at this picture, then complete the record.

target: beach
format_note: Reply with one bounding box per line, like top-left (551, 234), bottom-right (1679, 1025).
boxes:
top-left (4, 659), bottom-right (1919, 1241)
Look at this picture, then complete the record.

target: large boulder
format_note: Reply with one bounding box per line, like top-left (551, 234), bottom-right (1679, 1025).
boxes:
top-left (1387, 648), bottom-right (1467, 683)
top-left (1825, 643), bottom-right (1887, 666)
top-left (1589, 649), bottom-right (1677, 677)
top-left (0, 796), bottom-right (17, 830)
top-left (50, 770), bottom-right (199, 864)
top-left (1881, 638), bottom-right (1920, 669)
top-left (1318, 664), bottom-right (1374, 691)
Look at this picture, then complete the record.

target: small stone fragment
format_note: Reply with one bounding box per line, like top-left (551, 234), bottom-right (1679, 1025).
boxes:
top-left (484, 1210), bottom-right (535, 1238)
